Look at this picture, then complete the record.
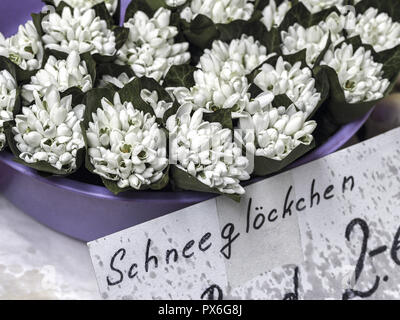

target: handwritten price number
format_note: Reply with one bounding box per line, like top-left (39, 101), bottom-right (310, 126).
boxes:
top-left (343, 218), bottom-right (400, 300)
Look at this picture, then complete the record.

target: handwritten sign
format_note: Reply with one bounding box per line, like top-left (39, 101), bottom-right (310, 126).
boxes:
top-left (88, 127), bottom-right (400, 300)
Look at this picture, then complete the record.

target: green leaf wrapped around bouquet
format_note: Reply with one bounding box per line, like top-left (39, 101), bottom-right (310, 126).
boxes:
top-left (3, 87), bottom-right (86, 176)
top-left (95, 63), bottom-right (136, 90)
top-left (317, 36), bottom-right (400, 124)
top-left (81, 81), bottom-right (171, 195)
top-left (163, 64), bottom-right (196, 89)
top-left (42, 0), bottom-right (122, 25)
top-left (279, 2), bottom-right (344, 68)
top-left (236, 105), bottom-right (317, 177)
top-left (0, 57), bottom-right (22, 151)
top-left (0, 14), bottom-right (46, 83)
top-left (176, 0), bottom-right (291, 50)
top-left (166, 103), bottom-right (250, 201)
top-left (125, 0), bottom-right (187, 22)
top-left (19, 49), bottom-right (96, 108)
top-left (252, 140), bottom-right (315, 176)
top-left (279, 2), bottom-right (340, 31)
top-left (37, 2), bottom-right (129, 65)
top-left (181, 12), bottom-right (268, 50)
top-left (247, 53), bottom-right (330, 119)
top-left (170, 166), bottom-right (240, 202)
top-left (119, 76), bottom-right (174, 120)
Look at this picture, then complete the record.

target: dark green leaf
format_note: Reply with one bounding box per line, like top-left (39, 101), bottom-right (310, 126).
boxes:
top-left (183, 14), bottom-right (220, 49)
top-left (171, 165), bottom-right (241, 202)
top-left (96, 63), bottom-right (135, 80)
top-left (320, 65), bottom-right (377, 124)
top-left (272, 94), bottom-right (293, 108)
top-left (61, 87), bottom-right (86, 106)
top-left (163, 64), bottom-right (196, 88)
top-left (279, 2), bottom-right (340, 31)
top-left (117, 77), bottom-right (168, 116)
top-left (124, 0), bottom-right (173, 21)
top-left (92, 2), bottom-right (114, 29)
top-left (113, 26), bottom-right (129, 50)
top-left (253, 140), bottom-right (316, 176)
top-left (308, 65), bottom-right (330, 120)
top-left (162, 100), bottom-right (180, 125)
top-left (203, 109), bottom-right (234, 130)
top-left (262, 27), bottom-right (282, 54)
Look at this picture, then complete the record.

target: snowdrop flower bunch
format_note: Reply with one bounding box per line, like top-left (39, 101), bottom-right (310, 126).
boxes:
top-left (254, 57), bottom-right (321, 116)
top-left (299, 0), bottom-right (345, 14)
top-left (41, 7), bottom-right (116, 56)
top-left (0, 70), bottom-right (17, 150)
top-left (86, 93), bottom-right (168, 190)
top-left (346, 8), bottom-right (400, 52)
top-left (0, 20), bottom-right (44, 71)
top-left (52, 0), bottom-right (119, 15)
top-left (98, 73), bottom-right (136, 89)
top-left (321, 43), bottom-right (390, 103)
top-left (261, 0), bottom-right (292, 31)
top-left (166, 104), bottom-right (250, 195)
top-left (12, 88), bottom-right (85, 172)
top-left (170, 35), bottom-right (271, 116)
top-left (165, 0), bottom-right (188, 6)
top-left (180, 0), bottom-right (255, 24)
top-left (238, 106), bottom-right (317, 160)
top-left (140, 89), bottom-right (173, 119)
top-left (281, 12), bottom-right (346, 67)
top-left (21, 51), bottom-right (93, 104)
top-left (117, 8), bottom-right (190, 82)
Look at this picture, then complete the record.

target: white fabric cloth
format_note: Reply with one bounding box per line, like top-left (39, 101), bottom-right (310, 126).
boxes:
top-left (0, 194), bottom-right (99, 300)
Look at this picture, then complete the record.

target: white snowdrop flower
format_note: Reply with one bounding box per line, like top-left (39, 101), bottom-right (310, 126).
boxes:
top-left (254, 56), bottom-right (321, 116)
top-left (140, 89), bottom-right (173, 119)
top-left (237, 106), bottom-right (317, 160)
top-left (198, 35), bottom-right (270, 76)
top-left (180, 0), bottom-right (255, 24)
top-left (53, 0), bottom-right (119, 15)
top-left (261, 0), bottom-right (292, 31)
top-left (116, 8), bottom-right (190, 83)
top-left (166, 103), bottom-right (250, 195)
top-left (22, 51), bottom-right (93, 104)
top-left (299, 0), bottom-right (344, 14)
top-left (98, 73), bottom-right (136, 89)
top-left (0, 20), bottom-right (44, 71)
top-left (171, 35), bottom-right (271, 116)
top-left (41, 7), bottom-right (116, 56)
top-left (191, 69), bottom-right (252, 115)
top-left (165, 0), bottom-right (187, 7)
top-left (0, 70), bottom-right (17, 150)
top-left (346, 8), bottom-right (400, 52)
top-left (86, 92), bottom-right (168, 190)
top-left (12, 87), bottom-right (85, 172)
top-left (281, 12), bottom-right (346, 67)
top-left (321, 43), bottom-right (390, 103)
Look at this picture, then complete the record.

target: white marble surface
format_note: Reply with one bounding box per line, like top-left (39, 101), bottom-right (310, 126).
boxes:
top-left (0, 194), bottom-right (100, 300)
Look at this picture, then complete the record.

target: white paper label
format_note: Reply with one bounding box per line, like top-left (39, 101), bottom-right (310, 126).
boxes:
top-left (88, 128), bottom-right (400, 300)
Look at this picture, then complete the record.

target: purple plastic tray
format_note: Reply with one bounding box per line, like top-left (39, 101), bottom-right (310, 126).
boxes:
top-left (0, 0), bottom-right (372, 241)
